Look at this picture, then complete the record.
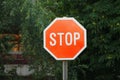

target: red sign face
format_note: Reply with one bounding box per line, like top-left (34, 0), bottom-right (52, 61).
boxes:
top-left (44, 17), bottom-right (87, 60)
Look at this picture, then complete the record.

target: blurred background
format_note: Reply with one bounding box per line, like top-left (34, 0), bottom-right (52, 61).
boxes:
top-left (0, 0), bottom-right (120, 80)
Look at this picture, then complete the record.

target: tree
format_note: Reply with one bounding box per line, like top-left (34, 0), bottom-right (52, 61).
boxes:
top-left (0, 0), bottom-right (61, 80)
top-left (50, 0), bottom-right (120, 80)
top-left (0, 0), bottom-right (120, 80)
top-left (20, 0), bottom-right (59, 79)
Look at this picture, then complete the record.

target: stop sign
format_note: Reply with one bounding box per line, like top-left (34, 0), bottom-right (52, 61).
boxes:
top-left (43, 17), bottom-right (87, 60)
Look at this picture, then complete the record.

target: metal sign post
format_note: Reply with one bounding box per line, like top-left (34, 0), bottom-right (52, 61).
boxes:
top-left (63, 61), bottom-right (68, 80)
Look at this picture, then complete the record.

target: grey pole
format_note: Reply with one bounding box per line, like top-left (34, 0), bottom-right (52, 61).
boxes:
top-left (63, 60), bottom-right (68, 80)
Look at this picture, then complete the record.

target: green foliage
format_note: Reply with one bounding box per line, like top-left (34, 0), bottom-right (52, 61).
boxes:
top-left (50, 0), bottom-right (120, 79)
top-left (0, 0), bottom-right (24, 34)
top-left (20, 0), bottom-right (60, 80)
top-left (0, 0), bottom-right (120, 80)
top-left (0, 0), bottom-right (59, 80)
top-left (0, 35), bottom-right (14, 53)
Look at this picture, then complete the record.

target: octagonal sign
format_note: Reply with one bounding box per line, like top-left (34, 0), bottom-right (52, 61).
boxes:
top-left (43, 17), bottom-right (87, 60)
